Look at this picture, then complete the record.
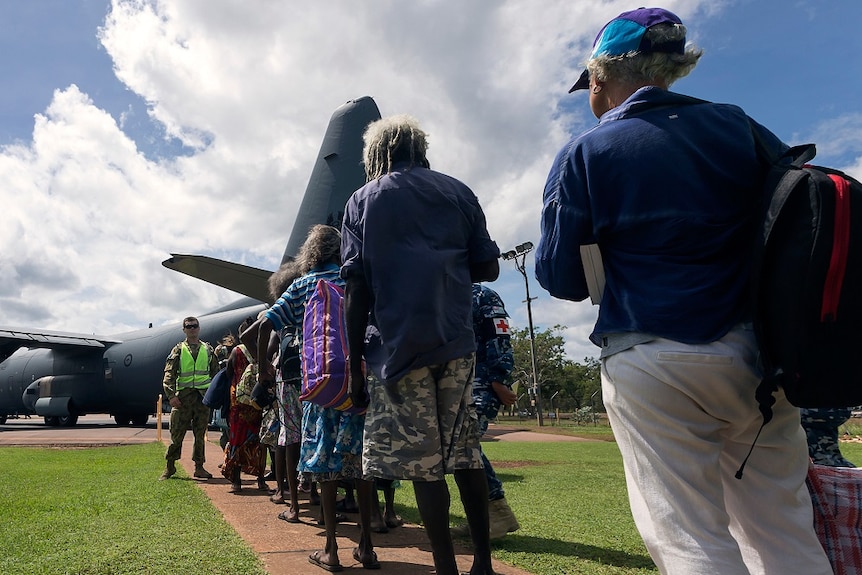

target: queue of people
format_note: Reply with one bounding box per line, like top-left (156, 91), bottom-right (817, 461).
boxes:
top-left (155, 7), bottom-right (858, 574)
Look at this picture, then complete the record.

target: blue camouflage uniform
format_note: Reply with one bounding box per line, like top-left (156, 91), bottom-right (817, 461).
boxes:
top-left (800, 407), bottom-right (856, 468)
top-left (472, 283), bottom-right (514, 500)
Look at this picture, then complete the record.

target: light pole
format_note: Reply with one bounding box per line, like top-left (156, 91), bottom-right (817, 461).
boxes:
top-left (550, 390), bottom-right (560, 425)
top-left (501, 241), bottom-right (544, 427)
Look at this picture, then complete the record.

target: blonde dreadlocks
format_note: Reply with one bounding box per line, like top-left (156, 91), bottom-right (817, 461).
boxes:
top-left (362, 114), bottom-right (431, 181)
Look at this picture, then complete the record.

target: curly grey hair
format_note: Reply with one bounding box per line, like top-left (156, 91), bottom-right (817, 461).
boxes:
top-left (294, 224), bottom-right (341, 275)
top-left (587, 23), bottom-right (703, 88)
top-left (362, 114), bottom-right (431, 181)
top-left (267, 260), bottom-right (301, 302)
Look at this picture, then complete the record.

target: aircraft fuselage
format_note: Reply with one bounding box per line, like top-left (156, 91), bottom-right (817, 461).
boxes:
top-left (0, 304), bottom-right (265, 426)
top-left (0, 96), bottom-right (381, 428)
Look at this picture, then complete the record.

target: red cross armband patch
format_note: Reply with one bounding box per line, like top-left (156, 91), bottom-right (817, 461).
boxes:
top-left (494, 317), bottom-right (510, 335)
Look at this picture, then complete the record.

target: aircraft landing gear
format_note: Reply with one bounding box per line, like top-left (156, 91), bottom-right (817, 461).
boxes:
top-left (130, 414), bottom-right (149, 427)
top-left (113, 414), bottom-right (148, 426)
top-left (44, 414), bottom-right (77, 426)
top-left (58, 414), bottom-right (78, 427)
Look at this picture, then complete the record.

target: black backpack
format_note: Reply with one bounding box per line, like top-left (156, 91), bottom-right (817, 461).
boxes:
top-left (278, 326), bottom-right (302, 386)
top-left (751, 137), bottom-right (862, 419)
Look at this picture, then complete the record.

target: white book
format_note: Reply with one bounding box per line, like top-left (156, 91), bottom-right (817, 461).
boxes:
top-left (579, 244), bottom-right (605, 305)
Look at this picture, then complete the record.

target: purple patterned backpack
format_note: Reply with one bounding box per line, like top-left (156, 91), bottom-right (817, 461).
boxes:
top-left (300, 279), bottom-right (365, 414)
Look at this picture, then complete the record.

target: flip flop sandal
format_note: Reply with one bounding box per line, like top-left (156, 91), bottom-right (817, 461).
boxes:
top-left (308, 550), bottom-right (342, 572)
top-left (277, 509), bottom-right (300, 523)
top-left (352, 548), bottom-right (381, 570)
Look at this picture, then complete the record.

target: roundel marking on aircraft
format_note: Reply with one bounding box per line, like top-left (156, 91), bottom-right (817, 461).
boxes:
top-left (124, 354), bottom-right (133, 367)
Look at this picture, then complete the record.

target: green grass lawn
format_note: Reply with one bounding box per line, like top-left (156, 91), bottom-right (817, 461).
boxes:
top-left (0, 443), bottom-right (266, 575)
top-left (446, 441), bottom-right (657, 575)
top-left (1, 437), bottom-right (860, 575)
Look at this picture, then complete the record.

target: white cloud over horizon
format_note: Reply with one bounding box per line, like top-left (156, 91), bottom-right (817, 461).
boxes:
top-left (2, 0), bottom-right (861, 362)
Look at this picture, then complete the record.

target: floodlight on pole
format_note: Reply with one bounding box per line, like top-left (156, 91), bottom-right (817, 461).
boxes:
top-left (501, 241), bottom-right (544, 427)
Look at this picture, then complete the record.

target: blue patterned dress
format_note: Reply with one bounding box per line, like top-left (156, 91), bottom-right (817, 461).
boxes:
top-left (264, 264), bottom-right (364, 481)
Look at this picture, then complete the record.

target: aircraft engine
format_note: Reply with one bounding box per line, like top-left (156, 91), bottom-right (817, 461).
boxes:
top-left (22, 375), bottom-right (89, 425)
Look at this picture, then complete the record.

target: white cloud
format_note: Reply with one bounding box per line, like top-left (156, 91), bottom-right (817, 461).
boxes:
top-left (2, 0), bottom-right (742, 358)
top-left (798, 113), bottom-right (862, 180)
top-left (842, 157), bottom-right (862, 182)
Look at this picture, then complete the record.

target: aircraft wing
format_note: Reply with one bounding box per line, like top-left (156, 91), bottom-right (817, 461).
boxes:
top-left (0, 327), bottom-right (122, 363)
top-left (162, 254), bottom-right (274, 303)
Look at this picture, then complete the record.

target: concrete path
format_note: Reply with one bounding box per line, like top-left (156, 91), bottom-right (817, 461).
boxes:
top-left (0, 415), bottom-right (595, 574)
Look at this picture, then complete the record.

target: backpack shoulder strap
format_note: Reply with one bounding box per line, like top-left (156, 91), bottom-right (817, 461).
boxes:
top-left (238, 343), bottom-right (254, 363)
top-left (747, 116), bottom-right (816, 168)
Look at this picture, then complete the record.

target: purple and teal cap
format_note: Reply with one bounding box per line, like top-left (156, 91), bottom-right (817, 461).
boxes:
top-left (569, 7), bottom-right (685, 92)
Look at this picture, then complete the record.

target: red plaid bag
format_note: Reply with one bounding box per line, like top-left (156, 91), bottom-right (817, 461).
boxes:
top-left (807, 463), bottom-right (862, 574)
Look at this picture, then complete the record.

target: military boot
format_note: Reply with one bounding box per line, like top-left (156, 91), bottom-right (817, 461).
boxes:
top-left (159, 460), bottom-right (177, 481)
top-left (194, 464), bottom-right (213, 479)
top-left (488, 497), bottom-right (520, 539)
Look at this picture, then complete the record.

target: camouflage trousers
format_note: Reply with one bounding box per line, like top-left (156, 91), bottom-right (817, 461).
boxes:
top-left (801, 407), bottom-right (856, 468)
top-left (165, 388), bottom-right (210, 464)
top-left (362, 353), bottom-right (483, 481)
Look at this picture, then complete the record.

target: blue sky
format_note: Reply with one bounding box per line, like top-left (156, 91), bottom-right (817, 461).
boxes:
top-left (1, 0), bottom-right (861, 362)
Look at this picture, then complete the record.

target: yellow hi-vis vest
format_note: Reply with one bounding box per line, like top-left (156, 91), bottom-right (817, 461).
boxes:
top-left (176, 342), bottom-right (211, 390)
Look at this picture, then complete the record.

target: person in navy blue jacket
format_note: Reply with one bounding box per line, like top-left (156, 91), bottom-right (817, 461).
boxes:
top-left (451, 284), bottom-right (519, 540)
top-left (536, 7), bottom-right (832, 575)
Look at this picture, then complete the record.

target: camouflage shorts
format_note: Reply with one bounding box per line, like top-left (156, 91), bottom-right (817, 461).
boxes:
top-left (362, 353), bottom-right (483, 481)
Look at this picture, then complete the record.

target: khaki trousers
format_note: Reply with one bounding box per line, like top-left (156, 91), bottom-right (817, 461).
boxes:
top-left (602, 325), bottom-right (831, 575)
top-left (165, 388), bottom-right (210, 464)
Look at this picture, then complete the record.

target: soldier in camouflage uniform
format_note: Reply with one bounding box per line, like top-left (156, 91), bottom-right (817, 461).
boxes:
top-left (801, 407), bottom-right (856, 468)
top-left (452, 284), bottom-right (520, 540)
top-left (160, 316), bottom-right (220, 480)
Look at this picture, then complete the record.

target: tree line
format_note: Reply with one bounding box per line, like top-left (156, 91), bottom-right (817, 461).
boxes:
top-left (508, 325), bottom-right (602, 415)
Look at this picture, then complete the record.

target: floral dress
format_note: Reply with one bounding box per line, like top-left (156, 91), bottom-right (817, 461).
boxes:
top-left (221, 346), bottom-right (265, 478)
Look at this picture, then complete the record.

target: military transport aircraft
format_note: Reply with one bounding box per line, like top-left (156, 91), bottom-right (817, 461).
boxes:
top-left (0, 96), bottom-right (381, 427)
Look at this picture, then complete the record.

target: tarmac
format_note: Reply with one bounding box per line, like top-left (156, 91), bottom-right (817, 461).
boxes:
top-left (0, 415), bottom-right (594, 574)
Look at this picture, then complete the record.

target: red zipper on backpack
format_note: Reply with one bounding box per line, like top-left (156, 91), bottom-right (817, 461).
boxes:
top-left (821, 174), bottom-right (851, 322)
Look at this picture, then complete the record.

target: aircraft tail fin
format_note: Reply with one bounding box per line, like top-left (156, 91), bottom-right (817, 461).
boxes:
top-left (281, 96), bottom-right (381, 263)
